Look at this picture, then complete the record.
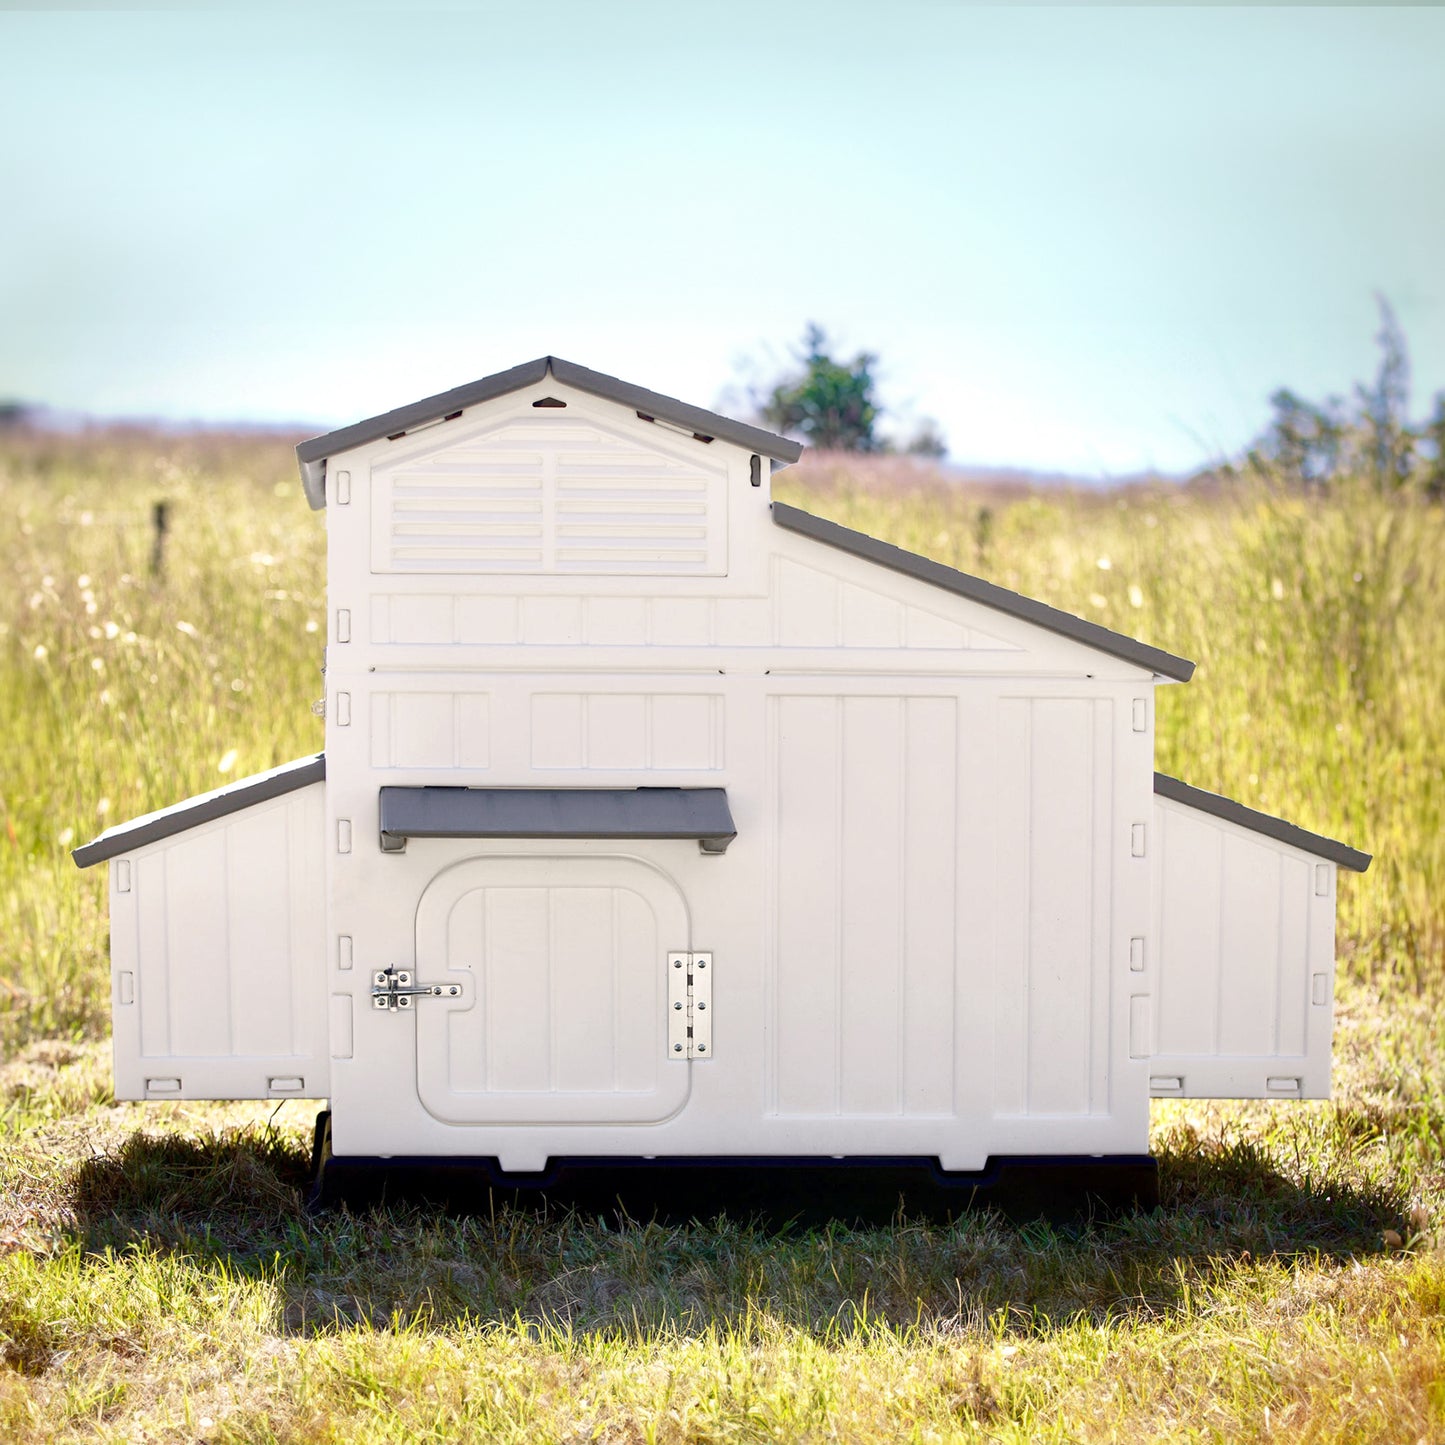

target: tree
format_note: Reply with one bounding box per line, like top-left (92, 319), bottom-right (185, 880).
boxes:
top-left (1253, 296), bottom-right (1439, 496)
top-left (1355, 296), bottom-right (1415, 490)
top-left (1257, 387), bottom-right (1345, 484)
top-left (1421, 392), bottom-right (1445, 502)
top-left (759, 325), bottom-right (884, 453)
top-left (904, 419), bottom-right (949, 459)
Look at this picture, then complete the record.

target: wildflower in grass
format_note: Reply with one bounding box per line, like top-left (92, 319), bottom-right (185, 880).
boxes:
top-left (1096, 556), bottom-right (1112, 570)
top-left (1089, 592), bottom-right (1109, 609)
top-left (77, 574), bottom-right (90, 589)
top-left (175, 620), bottom-right (198, 637)
top-left (57, 827), bottom-right (74, 848)
top-left (217, 749), bottom-right (238, 774)
top-left (96, 797), bottom-right (110, 816)
top-left (32, 644), bottom-right (47, 662)
top-left (305, 619), bottom-right (319, 633)
top-left (1271, 578), bottom-right (1286, 600)
top-left (1128, 584), bottom-right (1145, 608)
top-left (91, 658), bottom-right (103, 673)
top-left (103, 621), bottom-right (120, 640)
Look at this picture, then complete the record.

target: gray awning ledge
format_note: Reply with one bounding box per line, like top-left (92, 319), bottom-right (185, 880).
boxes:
top-left (378, 787), bottom-right (737, 855)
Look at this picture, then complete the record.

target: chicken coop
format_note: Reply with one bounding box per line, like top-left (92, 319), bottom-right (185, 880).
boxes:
top-left (74, 356), bottom-right (1370, 1213)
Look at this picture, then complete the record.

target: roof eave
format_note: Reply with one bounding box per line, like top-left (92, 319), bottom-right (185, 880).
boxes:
top-left (1154, 772), bottom-right (1371, 872)
top-left (72, 753), bottom-right (326, 868)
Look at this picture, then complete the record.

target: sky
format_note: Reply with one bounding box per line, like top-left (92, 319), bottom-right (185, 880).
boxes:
top-left (2, 3), bottom-right (1443, 478)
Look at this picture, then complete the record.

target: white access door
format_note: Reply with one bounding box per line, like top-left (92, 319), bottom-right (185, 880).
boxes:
top-left (1150, 793), bottom-right (1339, 1100)
top-left (414, 855), bottom-right (693, 1124)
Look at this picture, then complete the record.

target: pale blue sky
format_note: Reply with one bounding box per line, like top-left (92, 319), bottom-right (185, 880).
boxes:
top-left (2, 4), bottom-right (1442, 475)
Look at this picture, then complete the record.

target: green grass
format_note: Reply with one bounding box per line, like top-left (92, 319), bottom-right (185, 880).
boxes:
top-left (1, 431), bottom-right (1442, 1441)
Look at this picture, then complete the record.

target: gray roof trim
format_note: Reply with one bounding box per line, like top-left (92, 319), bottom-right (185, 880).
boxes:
top-left (773, 502), bottom-right (1197, 681)
top-left (546, 358), bottom-right (804, 466)
top-left (72, 753), bottom-right (326, 869)
top-left (1154, 772), bottom-right (1371, 872)
top-left (378, 786), bottom-right (736, 854)
top-left (294, 356), bottom-right (803, 509)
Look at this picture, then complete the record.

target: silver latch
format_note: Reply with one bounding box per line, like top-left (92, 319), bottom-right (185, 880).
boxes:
top-left (667, 951), bottom-right (712, 1059)
top-left (371, 966), bottom-right (462, 1012)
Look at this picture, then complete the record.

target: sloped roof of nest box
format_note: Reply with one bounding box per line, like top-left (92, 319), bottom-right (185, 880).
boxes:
top-left (295, 356), bottom-right (804, 508)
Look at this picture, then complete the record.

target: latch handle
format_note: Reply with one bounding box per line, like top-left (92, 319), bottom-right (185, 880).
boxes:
top-left (370, 967), bottom-right (463, 1012)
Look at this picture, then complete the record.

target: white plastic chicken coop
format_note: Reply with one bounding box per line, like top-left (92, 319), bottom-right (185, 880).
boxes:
top-left (74, 356), bottom-right (1370, 1212)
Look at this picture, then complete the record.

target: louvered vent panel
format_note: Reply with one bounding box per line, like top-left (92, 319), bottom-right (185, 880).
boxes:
top-left (372, 416), bottom-right (726, 575)
top-left (384, 450), bottom-right (545, 572)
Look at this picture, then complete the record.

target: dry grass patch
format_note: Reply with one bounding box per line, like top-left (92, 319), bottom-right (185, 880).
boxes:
top-left (2, 432), bottom-right (1443, 1441)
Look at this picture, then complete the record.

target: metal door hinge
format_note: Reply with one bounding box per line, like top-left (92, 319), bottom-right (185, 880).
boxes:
top-left (667, 951), bottom-right (712, 1059)
top-left (371, 966), bottom-right (462, 1012)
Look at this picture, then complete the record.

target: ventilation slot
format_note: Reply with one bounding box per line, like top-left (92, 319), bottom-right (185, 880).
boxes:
top-left (532, 397), bottom-right (567, 408)
top-left (386, 410), bottom-right (464, 442)
top-left (636, 411), bottom-right (714, 444)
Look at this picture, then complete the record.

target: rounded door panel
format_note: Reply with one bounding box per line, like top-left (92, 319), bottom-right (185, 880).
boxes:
top-left (414, 855), bottom-right (691, 1125)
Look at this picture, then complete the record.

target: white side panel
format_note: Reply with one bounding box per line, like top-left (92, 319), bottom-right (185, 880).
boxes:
top-left (107, 782), bottom-right (328, 1101)
top-left (1150, 795), bottom-right (1336, 1098)
top-left (767, 691), bottom-right (959, 1118)
top-left (992, 696), bottom-right (1113, 1119)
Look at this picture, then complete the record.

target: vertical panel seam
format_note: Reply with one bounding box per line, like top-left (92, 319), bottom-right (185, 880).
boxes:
top-left (222, 826), bottom-right (235, 1058)
top-left (545, 887), bottom-right (556, 1089)
top-left (1021, 701), bottom-right (1033, 1114)
top-left (1213, 828), bottom-right (1226, 1055)
top-left (764, 692), bottom-right (778, 1114)
top-left (948, 693), bottom-right (962, 1117)
top-left (1084, 699), bottom-right (1096, 1112)
top-left (159, 853), bottom-right (174, 1058)
top-left (1274, 851), bottom-right (1287, 1056)
top-left (482, 887), bottom-right (492, 1093)
top-left (610, 889), bottom-right (619, 1093)
top-left (897, 696), bottom-right (908, 1117)
top-left (833, 695), bottom-right (844, 1116)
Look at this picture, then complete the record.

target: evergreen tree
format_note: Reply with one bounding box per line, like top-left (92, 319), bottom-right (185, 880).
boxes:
top-left (760, 325), bottom-right (883, 452)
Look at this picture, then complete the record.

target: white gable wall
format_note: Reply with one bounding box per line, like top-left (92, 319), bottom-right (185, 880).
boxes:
top-left (318, 379), bottom-right (1161, 1168)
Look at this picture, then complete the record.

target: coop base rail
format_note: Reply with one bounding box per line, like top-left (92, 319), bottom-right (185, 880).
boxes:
top-left (305, 1113), bottom-right (1158, 1220)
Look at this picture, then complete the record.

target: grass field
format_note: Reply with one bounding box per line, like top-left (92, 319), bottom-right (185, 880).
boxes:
top-left (1, 430), bottom-right (1442, 1441)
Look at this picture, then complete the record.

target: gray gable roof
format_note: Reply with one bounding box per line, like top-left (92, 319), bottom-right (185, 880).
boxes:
top-left (295, 356), bottom-right (804, 508)
top-left (1154, 772), bottom-right (1371, 871)
top-left (773, 502), bottom-right (1197, 682)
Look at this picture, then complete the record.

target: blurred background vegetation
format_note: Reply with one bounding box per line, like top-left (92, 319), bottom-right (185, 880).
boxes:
top-left (0, 315), bottom-right (1441, 1048)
